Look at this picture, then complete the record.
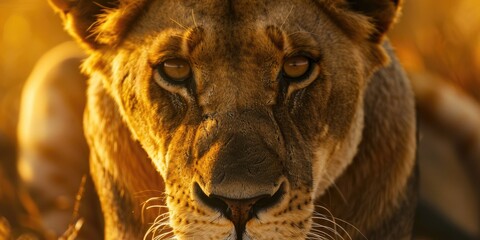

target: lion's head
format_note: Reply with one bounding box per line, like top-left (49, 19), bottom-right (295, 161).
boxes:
top-left (49, 0), bottom-right (415, 239)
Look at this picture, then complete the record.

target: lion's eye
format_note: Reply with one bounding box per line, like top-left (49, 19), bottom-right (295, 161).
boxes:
top-left (282, 56), bottom-right (311, 80)
top-left (159, 58), bottom-right (192, 83)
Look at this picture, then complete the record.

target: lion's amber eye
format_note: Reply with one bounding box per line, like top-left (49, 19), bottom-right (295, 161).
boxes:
top-left (160, 58), bottom-right (192, 83)
top-left (282, 56), bottom-right (311, 79)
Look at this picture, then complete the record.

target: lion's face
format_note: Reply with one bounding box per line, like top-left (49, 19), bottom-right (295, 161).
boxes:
top-left (71, 0), bottom-right (395, 239)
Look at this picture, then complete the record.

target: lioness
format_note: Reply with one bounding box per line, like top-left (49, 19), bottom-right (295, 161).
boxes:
top-left (18, 0), bottom-right (417, 239)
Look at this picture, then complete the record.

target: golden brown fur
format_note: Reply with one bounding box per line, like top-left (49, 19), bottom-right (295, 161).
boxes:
top-left (14, 0), bottom-right (418, 239)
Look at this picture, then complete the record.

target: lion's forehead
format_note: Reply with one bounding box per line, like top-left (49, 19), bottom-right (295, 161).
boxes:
top-left (132, 0), bottom-right (324, 40)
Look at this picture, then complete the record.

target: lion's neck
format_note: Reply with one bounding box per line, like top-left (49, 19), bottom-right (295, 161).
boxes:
top-left (84, 79), bottom-right (166, 238)
top-left (315, 43), bottom-right (417, 239)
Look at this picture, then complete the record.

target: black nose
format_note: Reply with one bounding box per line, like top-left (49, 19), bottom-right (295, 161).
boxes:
top-left (193, 182), bottom-right (285, 239)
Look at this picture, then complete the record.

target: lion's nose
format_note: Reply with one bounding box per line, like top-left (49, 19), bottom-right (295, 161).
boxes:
top-left (193, 182), bottom-right (285, 238)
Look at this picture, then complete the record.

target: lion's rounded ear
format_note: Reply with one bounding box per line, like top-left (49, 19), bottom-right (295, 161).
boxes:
top-left (48, 0), bottom-right (147, 50)
top-left (345, 0), bottom-right (402, 42)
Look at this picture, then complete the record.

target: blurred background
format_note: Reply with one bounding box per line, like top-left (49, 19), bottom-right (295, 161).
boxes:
top-left (0, 0), bottom-right (479, 239)
top-left (0, 0), bottom-right (69, 140)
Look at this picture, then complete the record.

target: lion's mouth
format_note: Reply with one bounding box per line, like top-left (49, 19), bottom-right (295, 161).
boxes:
top-left (193, 182), bottom-right (286, 238)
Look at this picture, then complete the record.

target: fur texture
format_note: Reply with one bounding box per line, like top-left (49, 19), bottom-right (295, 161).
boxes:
top-left (20, 0), bottom-right (418, 239)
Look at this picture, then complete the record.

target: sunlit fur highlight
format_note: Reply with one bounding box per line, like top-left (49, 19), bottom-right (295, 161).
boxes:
top-left (38, 0), bottom-right (418, 239)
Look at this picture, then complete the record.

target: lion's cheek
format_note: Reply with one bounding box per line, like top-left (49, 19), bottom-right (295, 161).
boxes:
top-left (312, 100), bottom-right (365, 198)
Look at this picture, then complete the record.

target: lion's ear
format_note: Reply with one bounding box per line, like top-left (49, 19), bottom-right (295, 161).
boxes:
top-left (48, 0), bottom-right (148, 50)
top-left (345, 0), bottom-right (402, 42)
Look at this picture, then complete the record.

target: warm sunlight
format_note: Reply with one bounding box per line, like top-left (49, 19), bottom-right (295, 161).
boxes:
top-left (0, 0), bottom-right (480, 240)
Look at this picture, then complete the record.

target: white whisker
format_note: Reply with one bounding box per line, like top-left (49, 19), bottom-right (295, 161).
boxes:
top-left (311, 222), bottom-right (346, 240)
top-left (280, 5), bottom-right (295, 29)
top-left (308, 225), bottom-right (334, 239)
top-left (313, 205), bottom-right (367, 240)
top-left (322, 172), bottom-right (348, 204)
top-left (143, 203), bottom-right (172, 240)
top-left (308, 228), bottom-right (333, 240)
top-left (191, 9), bottom-right (198, 27)
top-left (141, 196), bottom-right (167, 223)
top-left (169, 18), bottom-right (188, 30)
top-left (134, 190), bottom-right (166, 196)
top-left (146, 205), bottom-right (170, 210)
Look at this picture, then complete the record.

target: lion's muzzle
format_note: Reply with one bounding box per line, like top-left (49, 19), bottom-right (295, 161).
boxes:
top-left (193, 181), bottom-right (286, 239)
top-left (191, 109), bottom-right (287, 237)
